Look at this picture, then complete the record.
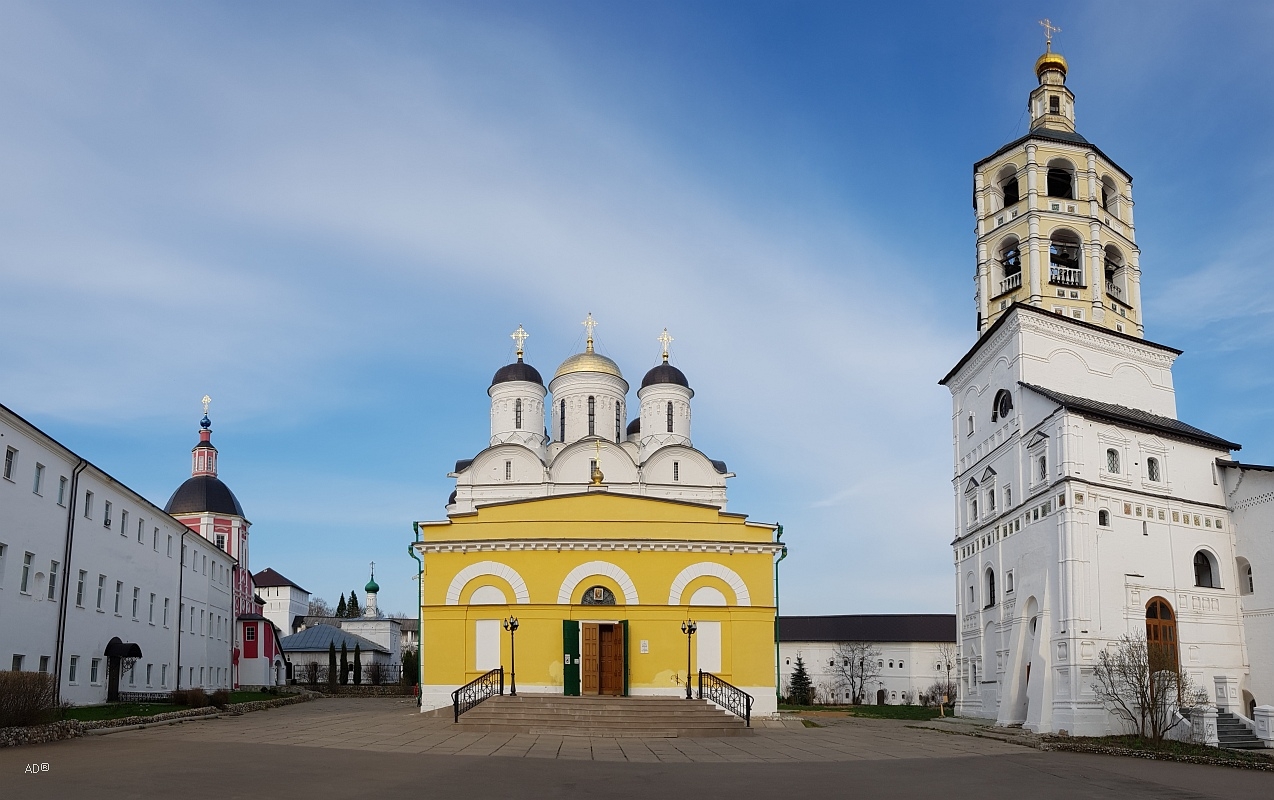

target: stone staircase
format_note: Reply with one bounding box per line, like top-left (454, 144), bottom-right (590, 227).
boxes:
top-left (455, 694), bottom-right (751, 738)
top-left (1216, 711), bottom-right (1264, 750)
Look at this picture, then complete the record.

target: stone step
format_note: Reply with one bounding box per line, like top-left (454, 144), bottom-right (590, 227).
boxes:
top-left (454, 694), bottom-right (751, 738)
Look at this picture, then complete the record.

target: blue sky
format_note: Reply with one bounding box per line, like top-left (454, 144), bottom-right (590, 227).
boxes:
top-left (2, 1), bottom-right (1272, 616)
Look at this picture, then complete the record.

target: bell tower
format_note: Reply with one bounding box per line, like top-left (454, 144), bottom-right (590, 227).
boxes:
top-left (973, 22), bottom-right (1142, 337)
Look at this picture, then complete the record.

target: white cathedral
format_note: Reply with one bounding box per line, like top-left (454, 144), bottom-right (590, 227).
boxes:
top-left (942, 41), bottom-right (1274, 739)
top-left (446, 317), bottom-right (733, 513)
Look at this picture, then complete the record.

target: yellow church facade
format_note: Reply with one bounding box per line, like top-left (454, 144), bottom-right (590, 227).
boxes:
top-left (413, 490), bottom-right (782, 716)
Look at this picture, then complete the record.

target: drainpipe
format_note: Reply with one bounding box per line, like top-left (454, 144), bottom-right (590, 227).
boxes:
top-left (176, 528), bottom-right (188, 690)
top-left (53, 458), bottom-right (88, 705)
top-left (408, 522), bottom-right (423, 707)
top-left (773, 524), bottom-right (786, 704)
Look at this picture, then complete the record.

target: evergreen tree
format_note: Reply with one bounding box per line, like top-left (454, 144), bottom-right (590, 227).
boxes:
top-left (401, 647), bottom-right (418, 688)
top-left (788, 655), bottom-right (814, 706)
top-left (347, 590), bottom-right (361, 618)
top-left (327, 642), bottom-right (337, 689)
top-left (353, 644), bottom-right (362, 686)
top-left (335, 593), bottom-right (347, 618)
top-left (340, 641), bottom-right (349, 685)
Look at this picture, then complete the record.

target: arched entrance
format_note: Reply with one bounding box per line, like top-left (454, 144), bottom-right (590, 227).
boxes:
top-left (1144, 597), bottom-right (1179, 670)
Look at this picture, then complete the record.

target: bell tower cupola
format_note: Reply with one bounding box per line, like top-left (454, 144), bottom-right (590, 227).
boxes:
top-left (972, 20), bottom-right (1143, 339)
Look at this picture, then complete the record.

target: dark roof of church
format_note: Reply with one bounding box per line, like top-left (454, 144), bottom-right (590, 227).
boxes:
top-left (1216, 459), bottom-right (1274, 472)
top-left (491, 360), bottom-right (544, 387)
top-left (164, 475), bottom-right (245, 516)
top-left (710, 459), bottom-right (729, 474)
top-left (253, 568), bottom-right (307, 592)
top-left (1020, 383), bottom-right (1241, 451)
top-left (779, 615), bottom-right (956, 643)
top-left (626, 418), bottom-right (640, 436)
top-left (454, 459), bottom-right (474, 473)
top-left (641, 362), bottom-right (691, 390)
top-left (974, 126), bottom-right (1131, 181)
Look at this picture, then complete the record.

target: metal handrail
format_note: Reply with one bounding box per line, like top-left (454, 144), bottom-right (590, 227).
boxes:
top-left (452, 667), bottom-right (504, 722)
top-left (698, 670), bottom-right (753, 727)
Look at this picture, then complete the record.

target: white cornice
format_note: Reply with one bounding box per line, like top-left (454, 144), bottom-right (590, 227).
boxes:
top-left (1017, 312), bottom-right (1176, 368)
top-left (413, 538), bottom-right (784, 555)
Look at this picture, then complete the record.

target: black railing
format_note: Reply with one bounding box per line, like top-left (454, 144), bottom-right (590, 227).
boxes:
top-left (452, 667), bottom-right (504, 722)
top-left (299, 662), bottom-right (406, 687)
top-left (698, 670), bottom-right (753, 727)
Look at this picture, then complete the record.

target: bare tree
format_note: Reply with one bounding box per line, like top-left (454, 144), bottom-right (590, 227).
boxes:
top-left (1091, 634), bottom-right (1208, 743)
top-left (828, 642), bottom-right (882, 705)
top-left (308, 596), bottom-right (334, 617)
top-left (936, 641), bottom-right (957, 715)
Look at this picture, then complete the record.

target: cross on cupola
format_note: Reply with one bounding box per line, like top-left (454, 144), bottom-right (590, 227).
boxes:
top-left (658, 328), bottom-right (673, 362)
top-left (511, 325), bottom-right (529, 360)
top-left (582, 313), bottom-right (598, 353)
top-left (1039, 18), bottom-right (1061, 52)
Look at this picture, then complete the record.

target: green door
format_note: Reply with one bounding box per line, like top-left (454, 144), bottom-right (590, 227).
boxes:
top-left (563, 620), bottom-right (580, 696)
top-left (621, 620), bottom-right (629, 697)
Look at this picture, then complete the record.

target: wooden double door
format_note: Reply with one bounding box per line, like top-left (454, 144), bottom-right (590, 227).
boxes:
top-left (576, 622), bottom-right (626, 696)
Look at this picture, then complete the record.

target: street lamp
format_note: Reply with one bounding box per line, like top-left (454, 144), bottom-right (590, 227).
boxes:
top-left (681, 620), bottom-right (697, 700)
top-left (503, 616), bottom-right (519, 696)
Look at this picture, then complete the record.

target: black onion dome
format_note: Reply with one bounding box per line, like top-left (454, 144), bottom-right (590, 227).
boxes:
top-left (641, 362), bottom-right (690, 389)
top-left (165, 475), bottom-right (245, 516)
top-left (626, 418), bottom-right (640, 436)
top-left (491, 359), bottom-right (543, 387)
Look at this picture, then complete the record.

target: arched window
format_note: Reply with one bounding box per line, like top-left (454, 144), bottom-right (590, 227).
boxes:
top-left (615, 404), bottom-right (622, 443)
top-left (985, 568), bottom-right (996, 608)
top-left (560, 399), bottom-right (566, 441)
top-left (1038, 455), bottom-right (1047, 482)
top-left (899, 660), bottom-right (904, 669)
top-left (1147, 457), bottom-right (1161, 482)
top-left (1245, 563), bottom-right (1254, 595)
top-left (1194, 551), bottom-right (1217, 588)
top-left (1145, 597), bottom-right (1179, 670)
top-left (1049, 230), bottom-right (1083, 286)
top-left (587, 396), bottom-right (595, 436)
top-left (997, 165), bottom-right (1020, 208)
top-left (1098, 509), bottom-right (1110, 527)
top-left (581, 585), bottom-right (616, 605)
top-left (666, 401), bottom-right (674, 433)
top-left (1101, 176), bottom-right (1118, 212)
top-left (992, 389), bottom-right (1014, 422)
top-left (997, 238), bottom-right (1022, 294)
top-left (1046, 160), bottom-right (1075, 199)
top-left (1106, 448), bottom-right (1121, 474)
top-left (514, 399), bottom-right (522, 430)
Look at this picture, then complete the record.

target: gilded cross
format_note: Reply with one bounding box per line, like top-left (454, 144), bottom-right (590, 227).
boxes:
top-left (510, 325), bottom-right (529, 357)
top-left (658, 328), bottom-right (673, 361)
top-left (582, 313), bottom-right (598, 342)
top-left (1039, 18), bottom-right (1061, 52)
top-left (593, 438), bottom-right (606, 463)
top-left (202, 395), bottom-right (212, 415)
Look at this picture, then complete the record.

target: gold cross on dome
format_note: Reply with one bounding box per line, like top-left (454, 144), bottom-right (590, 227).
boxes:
top-left (1039, 18), bottom-right (1061, 51)
top-left (658, 328), bottom-right (673, 361)
top-left (510, 325), bottom-right (529, 357)
top-left (582, 313), bottom-right (598, 350)
top-left (202, 395), bottom-right (212, 415)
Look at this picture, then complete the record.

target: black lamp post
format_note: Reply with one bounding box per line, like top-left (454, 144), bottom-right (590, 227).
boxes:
top-left (681, 620), bottom-right (697, 699)
top-left (503, 616), bottom-right (519, 696)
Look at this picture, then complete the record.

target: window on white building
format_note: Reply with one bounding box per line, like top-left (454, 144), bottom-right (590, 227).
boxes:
top-left (76, 570), bottom-right (86, 606)
top-left (1194, 551), bottom-right (1218, 589)
top-left (21, 552), bottom-right (33, 594)
top-left (69, 656), bottom-right (79, 683)
top-left (11, 655), bottom-right (24, 671)
top-left (132, 587), bottom-right (139, 619)
top-left (90, 658), bottom-right (101, 684)
top-left (33, 463), bottom-right (44, 495)
top-left (47, 560), bottom-right (59, 600)
top-left (96, 575), bottom-right (105, 611)
top-left (164, 598), bottom-right (170, 627)
top-left (109, 504), bottom-right (117, 530)
top-left (167, 535), bottom-right (173, 557)
top-left (161, 664), bottom-right (168, 687)
top-left (2, 447), bottom-right (15, 480)
top-left (1147, 457), bottom-right (1161, 482)
top-left (1038, 455), bottom-right (1047, 482)
top-left (57, 476), bottom-right (67, 506)
top-left (149, 593), bottom-right (156, 624)
top-left (114, 581), bottom-right (123, 614)
top-left (84, 490), bottom-right (93, 519)
top-left (1098, 509), bottom-right (1110, 527)
top-left (1106, 448), bottom-right (1120, 474)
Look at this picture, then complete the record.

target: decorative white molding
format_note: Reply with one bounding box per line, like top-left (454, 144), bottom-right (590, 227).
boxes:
top-left (417, 538), bottom-right (783, 556)
top-left (557, 561), bottom-right (639, 605)
top-left (444, 561), bottom-right (531, 605)
top-left (667, 562), bottom-right (751, 606)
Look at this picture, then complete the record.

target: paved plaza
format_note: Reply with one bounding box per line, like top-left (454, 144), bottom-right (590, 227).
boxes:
top-left (3, 698), bottom-right (1271, 798)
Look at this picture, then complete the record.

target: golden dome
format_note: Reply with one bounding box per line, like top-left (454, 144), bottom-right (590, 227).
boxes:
top-left (553, 348), bottom-right (624, 381)
top-left (1035, 51), bottom-right (1068, 78)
